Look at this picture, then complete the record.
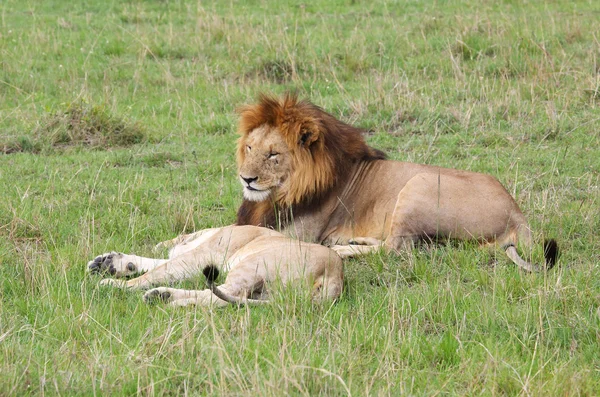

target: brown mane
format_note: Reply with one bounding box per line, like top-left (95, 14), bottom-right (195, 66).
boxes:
top-left (236, 93), bottom-right (385, 226)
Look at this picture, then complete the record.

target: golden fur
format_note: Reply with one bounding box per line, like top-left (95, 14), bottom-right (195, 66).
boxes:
top-left (237, 93), bottom-right (385, 207)
top-left (89, 225), bottom-right (344, 307)
top-left (235, 94), bottom-right (558, 271)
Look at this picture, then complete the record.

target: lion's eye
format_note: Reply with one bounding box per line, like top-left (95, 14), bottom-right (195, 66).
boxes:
top-left (268, 152), bottom-right (279, 159)
top-left (246, 145), bottom-right (251, 151)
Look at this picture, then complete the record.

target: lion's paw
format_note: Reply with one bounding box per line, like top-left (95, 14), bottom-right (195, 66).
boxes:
top-left (143, 288), bottom-right (173, 304)
top-left (348, 237), bottom-right (383, 246)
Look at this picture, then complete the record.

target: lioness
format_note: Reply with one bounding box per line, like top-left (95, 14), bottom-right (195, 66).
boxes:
top-left (235, 94), bottom-right (558, 271)
top-left (88, 225), bottom-right (343, 307)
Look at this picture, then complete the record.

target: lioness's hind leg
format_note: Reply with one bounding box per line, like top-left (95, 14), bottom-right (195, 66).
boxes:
top-left (170, 296), bottom-right (228, 307)
top-left (143, 287), bottom-right (211, 304)
top-left (143, 287), bottom-right (230, 307)
top-left (311, 254), bottom-right (343, 301)
top-left (143, 287), bottom-right (176, 303)
top-left (312, 275), bottom-right (343, 302)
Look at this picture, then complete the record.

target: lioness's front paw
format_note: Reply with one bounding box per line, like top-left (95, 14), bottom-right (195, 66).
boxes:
top-left (143, 288), bottom-right (173, 304)
top-left (88, 252), bottom-right (136, 277)
top-left (99, 278), bottom-right (128, 288)
top-left (88, 252), bottom-right (120, 275)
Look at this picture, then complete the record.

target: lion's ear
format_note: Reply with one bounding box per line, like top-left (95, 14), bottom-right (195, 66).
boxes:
top-left (298, 127), bottom-right (319, 147)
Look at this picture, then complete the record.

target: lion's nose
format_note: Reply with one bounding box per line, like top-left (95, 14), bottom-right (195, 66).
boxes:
top-left (241, 176), bottom-right (258, 185)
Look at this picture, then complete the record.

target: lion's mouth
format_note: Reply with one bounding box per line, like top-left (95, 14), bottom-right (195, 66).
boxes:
top-left (243, 186), bottom-right (271, 202)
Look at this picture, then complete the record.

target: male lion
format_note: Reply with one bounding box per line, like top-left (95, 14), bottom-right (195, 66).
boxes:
top-left (236, 94), bottom-right (558, 271)
top-left (88, 225), bottom-right (343, 307)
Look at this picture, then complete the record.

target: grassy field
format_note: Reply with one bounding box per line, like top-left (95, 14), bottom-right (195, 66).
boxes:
top-left (1, 0), bottom-right (599, 395)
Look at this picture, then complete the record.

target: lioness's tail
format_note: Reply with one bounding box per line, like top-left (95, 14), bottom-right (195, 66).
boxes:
top-left (504, 239), bottom-right (559, 272)
top-left (202, 266), bottom-right (268, 306)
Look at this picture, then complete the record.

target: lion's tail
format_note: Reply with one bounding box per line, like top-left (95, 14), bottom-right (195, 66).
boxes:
top-left (504, 239), bottom-right (559, 272)
top-left (202, 265), bottom-right (269, 306)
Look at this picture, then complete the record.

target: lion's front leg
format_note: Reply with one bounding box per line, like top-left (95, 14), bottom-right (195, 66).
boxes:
top-left (331, 244), bottom-right (381, 258)
top-left (331, 238), bottom-right (385, 258)
top-left (88, 252), bottom-right (167, 277)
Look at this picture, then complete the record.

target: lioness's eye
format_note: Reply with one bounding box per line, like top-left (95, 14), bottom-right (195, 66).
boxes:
top-left (246, 145), bottom-right (251, 151)
top-left (268, 152), bottom-right (279, 159)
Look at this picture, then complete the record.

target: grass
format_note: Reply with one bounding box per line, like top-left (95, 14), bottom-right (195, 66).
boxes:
top-left (2, 101), bottom-right (146, 153)
top-left (1, 0), bottom-right (599, 394)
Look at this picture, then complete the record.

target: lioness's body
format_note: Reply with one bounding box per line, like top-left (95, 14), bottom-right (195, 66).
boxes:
top-left (89, 225), bottom-right (343, 307)
top-left (235, 94), bottom-right (555, 271)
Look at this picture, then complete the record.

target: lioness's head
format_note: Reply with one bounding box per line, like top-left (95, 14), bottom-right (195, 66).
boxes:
top-left (236, 93), bottom-right (385, 206)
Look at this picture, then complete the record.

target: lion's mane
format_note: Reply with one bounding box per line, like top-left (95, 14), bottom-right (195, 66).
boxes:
top-left (236, 93), bottom-right (385, 226)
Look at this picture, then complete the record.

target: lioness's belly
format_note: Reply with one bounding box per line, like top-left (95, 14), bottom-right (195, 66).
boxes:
top-left (226, 236), bottom-right (329, 278)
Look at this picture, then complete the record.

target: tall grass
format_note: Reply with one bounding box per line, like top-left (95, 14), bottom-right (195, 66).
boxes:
top-left (1, 0), bottom-right (599, 394)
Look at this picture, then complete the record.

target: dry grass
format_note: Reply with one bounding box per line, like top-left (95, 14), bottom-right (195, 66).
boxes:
top-left (1, 102), bottom-right (146, 153)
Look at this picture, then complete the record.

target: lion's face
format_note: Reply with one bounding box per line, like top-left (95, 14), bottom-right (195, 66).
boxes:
top-left (237, 125), bottom-right (292, 202)
top-left (236, 93), bottom-right (358, 206)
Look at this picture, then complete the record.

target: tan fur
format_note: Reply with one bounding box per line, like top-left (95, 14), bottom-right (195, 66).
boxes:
top-left (88, 225), bottom-right (344, 307)
top-left (236, 94), bottom-right (553, 271)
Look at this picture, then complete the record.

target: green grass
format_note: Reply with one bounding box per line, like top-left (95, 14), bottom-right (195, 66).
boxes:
top-left (1, 0), bottom-right (599, 394)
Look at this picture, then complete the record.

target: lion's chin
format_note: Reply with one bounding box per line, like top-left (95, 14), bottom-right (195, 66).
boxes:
top-left (243, 187), bottom-right (271, 202)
